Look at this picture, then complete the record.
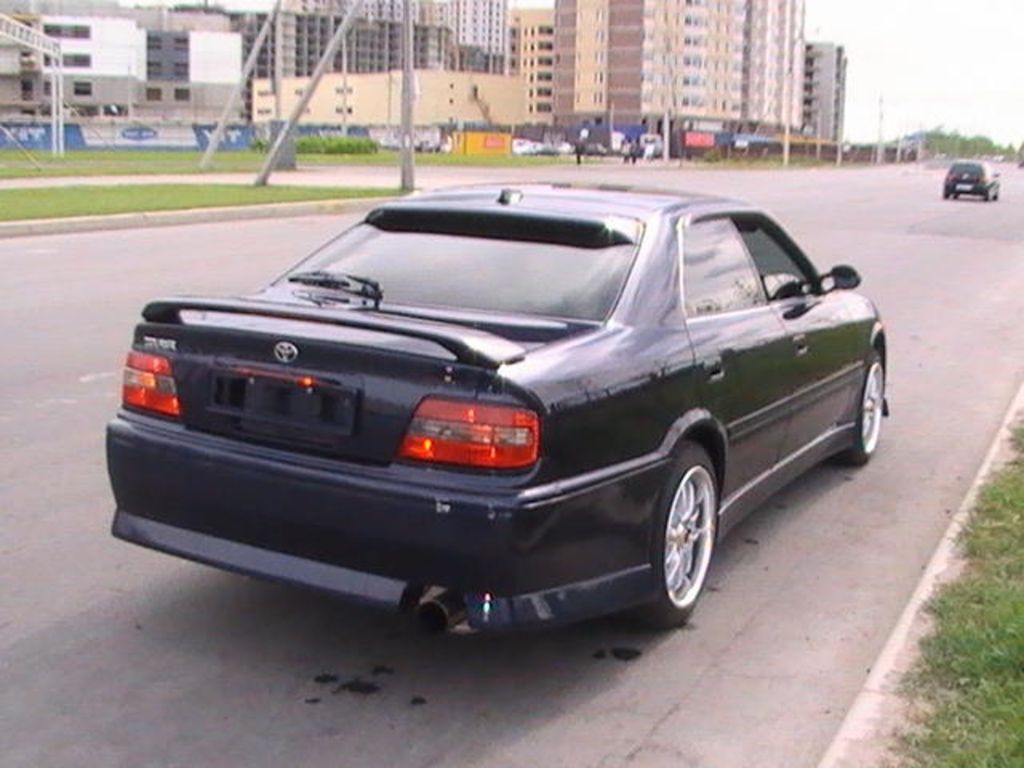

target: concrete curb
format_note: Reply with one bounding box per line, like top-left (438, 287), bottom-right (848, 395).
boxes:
top-left (816, 378), bottom-right (1024, 768)
top-left (0, 196), bottom-right (394, 240)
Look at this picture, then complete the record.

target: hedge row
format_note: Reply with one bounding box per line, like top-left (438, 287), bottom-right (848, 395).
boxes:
top-left (295, 136), bottom-right (379, 155)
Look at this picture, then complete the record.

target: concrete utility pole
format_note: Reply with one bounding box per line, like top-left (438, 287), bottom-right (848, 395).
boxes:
top-left (399, 0), bottom-right (415, 191)
top-left (201, 0), bottom-right (281, 171)
top-left (781, 0), bottom-right (792, 166)
top-left (340, 32), bottom-right (349, 136)
top-left (273, 10), bottom-right (283, 120)
top-left (876, 94), bottom-right (884, 164)
top-left (254, 0), bottom-right (366, 186)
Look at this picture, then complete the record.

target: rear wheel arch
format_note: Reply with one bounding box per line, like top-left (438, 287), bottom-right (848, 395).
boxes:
top-left (662, 410), bottom-right (728, 500)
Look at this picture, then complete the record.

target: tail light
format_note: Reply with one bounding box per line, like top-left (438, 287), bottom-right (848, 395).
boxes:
top-left (398, 398), bottom-right (540, 469)
top-left (122, 351), bottom-right (181, 418)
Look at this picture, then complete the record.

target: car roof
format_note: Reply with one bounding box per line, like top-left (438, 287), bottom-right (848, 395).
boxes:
top-left (371, 184), bottom-right (757, 222)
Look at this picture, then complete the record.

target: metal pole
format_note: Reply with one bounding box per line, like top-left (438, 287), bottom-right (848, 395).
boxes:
top-left (201, 0), bottom-right (281, 171)
top-left (273, 10), bottom-right (283, 120)
top-left (876, 94), bottom-right (884, 164)
top-left (399, 0), bottom-right (415, 191)
top-left (254, 0), bottom-right (366, 186)
top-left (57, 65), bottom-right (64, 156)
top-left (340, 30), bottom-right (348, 136)
top-left (49, 69), bottom-right (57, 156)
top-left (781, 0), bottom-right (792, 166)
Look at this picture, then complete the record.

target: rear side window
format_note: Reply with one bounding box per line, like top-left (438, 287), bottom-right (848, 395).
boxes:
top-left (291, 224), bottom-right (638, 321)
top-left (682, 219), bottom-right (765, 316)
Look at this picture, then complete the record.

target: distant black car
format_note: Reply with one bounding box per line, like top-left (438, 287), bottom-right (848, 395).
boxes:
top-left (943, 161), bottom-right (1001, 201)
top-left (107, 186), bottom-right (888, 632)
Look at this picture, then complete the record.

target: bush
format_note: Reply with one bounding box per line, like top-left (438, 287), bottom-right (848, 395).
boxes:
top-left (295, 136), bottom-right (379, 155)
top-left (250, 137), bottom-right (269, 153)
top-left (703, 148), bottom-right (723, 163)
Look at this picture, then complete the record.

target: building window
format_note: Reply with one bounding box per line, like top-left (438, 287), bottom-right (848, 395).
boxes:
top-left (174, 87), bottom-right (190, 102)
top-left (72, 81), bottom-right (92, 96)
top-left (146, 87), bottom-right (162, 101)
top-left (173, 62), bottom-right (189, 79)
top-left (147, 63), bottom-right (163, 79)
top-left (62, 53), bottom-right (91, 68)
top-left (43, 24), bottom-right (90, 39)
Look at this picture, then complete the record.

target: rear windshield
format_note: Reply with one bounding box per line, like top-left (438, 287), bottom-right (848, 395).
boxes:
top-left (950, 162), bottom-right (983, 175)
top-left (288, 224), bottom-right (639, 322)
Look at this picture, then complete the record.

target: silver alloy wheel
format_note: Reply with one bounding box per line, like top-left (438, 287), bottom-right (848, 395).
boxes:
top-left (861, 361), bottom-right (885, 455)
top-left (663, 465), bottom-right (716, 609)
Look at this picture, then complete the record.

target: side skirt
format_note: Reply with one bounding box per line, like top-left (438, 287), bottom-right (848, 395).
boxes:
top-left (717, 423), bottom-right (857, 540)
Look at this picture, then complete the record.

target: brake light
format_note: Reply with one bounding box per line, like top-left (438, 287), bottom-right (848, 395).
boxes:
top-left (122, 351), bottom-right (181, 418)
top-left (398, 398), bottom-right (540, 469)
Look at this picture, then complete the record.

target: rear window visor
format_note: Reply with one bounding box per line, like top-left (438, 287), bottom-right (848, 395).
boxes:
top-left (365, 206), bottom-right (642, 249)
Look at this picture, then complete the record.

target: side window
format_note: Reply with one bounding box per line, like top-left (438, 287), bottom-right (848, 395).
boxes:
top-left (682, 219), bottom-right (765, 316)
top-left (734, 218), bottom-right (814, 301)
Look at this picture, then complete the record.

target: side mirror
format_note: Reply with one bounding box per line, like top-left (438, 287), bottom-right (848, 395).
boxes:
top-left (823, 264), bottom-right (861, 292)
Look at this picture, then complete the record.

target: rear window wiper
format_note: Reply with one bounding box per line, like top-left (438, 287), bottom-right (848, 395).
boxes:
top-left (287, 271), bottom-right (383, 308)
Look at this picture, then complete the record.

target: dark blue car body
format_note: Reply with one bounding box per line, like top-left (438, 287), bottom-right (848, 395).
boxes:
top-left (108, 185), bottom-right (885, 630)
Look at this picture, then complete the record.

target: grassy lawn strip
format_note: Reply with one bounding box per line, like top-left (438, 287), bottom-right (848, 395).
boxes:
top-left (0, 149), bottom-right (575, 178)
top-left (904, 426), bottom-right (1024, 767)
top-left (0, 184), bottom-right (391, 222)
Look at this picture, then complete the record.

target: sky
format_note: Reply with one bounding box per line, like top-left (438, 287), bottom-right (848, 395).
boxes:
top-left (512, 0), bottom-right (1023, 146)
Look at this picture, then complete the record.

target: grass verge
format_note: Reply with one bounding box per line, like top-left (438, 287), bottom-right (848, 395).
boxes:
top-left (903, 426), bottom-right (1024, 767)
top-left (0, 184), bottom-right (391, 222)
top-left (0, 149), bottom-right (575, 178)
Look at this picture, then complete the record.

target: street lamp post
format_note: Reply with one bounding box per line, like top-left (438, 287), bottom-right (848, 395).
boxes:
top-left (400, 0), bottom-right (415, 191)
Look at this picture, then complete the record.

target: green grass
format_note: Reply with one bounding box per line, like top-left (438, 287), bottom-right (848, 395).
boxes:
top-left (903, 427), bottom-right (1024, 768)
top-left (0, 149), bottom-right (575, 179)
top-left (0, 184), bottom-right (392, 222)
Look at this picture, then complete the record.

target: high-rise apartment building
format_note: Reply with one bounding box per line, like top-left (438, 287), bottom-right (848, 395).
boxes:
top-left (555, 0), bottom-right (803, 134)
top-left (802, 41), bottom-right (846, 141)
top-left (509, 7), bottom-right (554, 122)
top-left (743, 0), bottom-right (804, 130)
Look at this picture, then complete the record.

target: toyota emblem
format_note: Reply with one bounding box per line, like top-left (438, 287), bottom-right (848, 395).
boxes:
top-left (273, 341), bottom-right (299, 364)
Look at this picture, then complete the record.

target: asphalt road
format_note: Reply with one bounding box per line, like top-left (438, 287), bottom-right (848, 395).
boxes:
top-left (3, 164), bottom-right (1024, 768)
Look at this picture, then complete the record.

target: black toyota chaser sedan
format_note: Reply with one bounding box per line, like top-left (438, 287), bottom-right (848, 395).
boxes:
top-left (107, 185), bottom-right (887, 632)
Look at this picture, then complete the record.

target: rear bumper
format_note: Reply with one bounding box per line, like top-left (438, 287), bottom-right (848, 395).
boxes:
top-left (945, 183), bottom-right (992, 195)
top-left (107, 414), bottom-right (666, 630)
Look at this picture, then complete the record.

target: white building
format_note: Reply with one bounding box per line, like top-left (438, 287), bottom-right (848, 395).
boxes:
top-left (0, 10), bottom-right (241, 120)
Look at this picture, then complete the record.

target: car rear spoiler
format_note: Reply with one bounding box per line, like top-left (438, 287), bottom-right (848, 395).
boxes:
top-left (142, 297), bottom-right (527, 370)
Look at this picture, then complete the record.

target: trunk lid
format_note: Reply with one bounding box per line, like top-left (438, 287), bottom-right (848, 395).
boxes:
top-left (133, 297), bottom-right (543, 465)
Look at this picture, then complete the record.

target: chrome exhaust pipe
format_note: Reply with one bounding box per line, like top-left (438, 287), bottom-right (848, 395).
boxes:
top-left (415, 589), bottom-right (467, 634)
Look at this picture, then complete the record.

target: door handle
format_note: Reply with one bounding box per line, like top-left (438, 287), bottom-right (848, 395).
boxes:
top-left (793, 334), bottom-right (809, 357)
top-left (702, 355), bottom-right (725, 382)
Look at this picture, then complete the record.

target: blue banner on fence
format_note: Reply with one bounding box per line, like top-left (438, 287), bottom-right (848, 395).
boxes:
top-left (1, 122), bottom-right (255, 151)
top-left (194, 124), bottom-right (255, 151)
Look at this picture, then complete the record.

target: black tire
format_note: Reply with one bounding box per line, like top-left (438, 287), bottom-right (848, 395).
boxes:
top-left (836, 351), bottom-right (885, 467)
top-left (634, 442), bottom-right (718, 629)
top-left (984, 189), bottom-right (992, 202)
